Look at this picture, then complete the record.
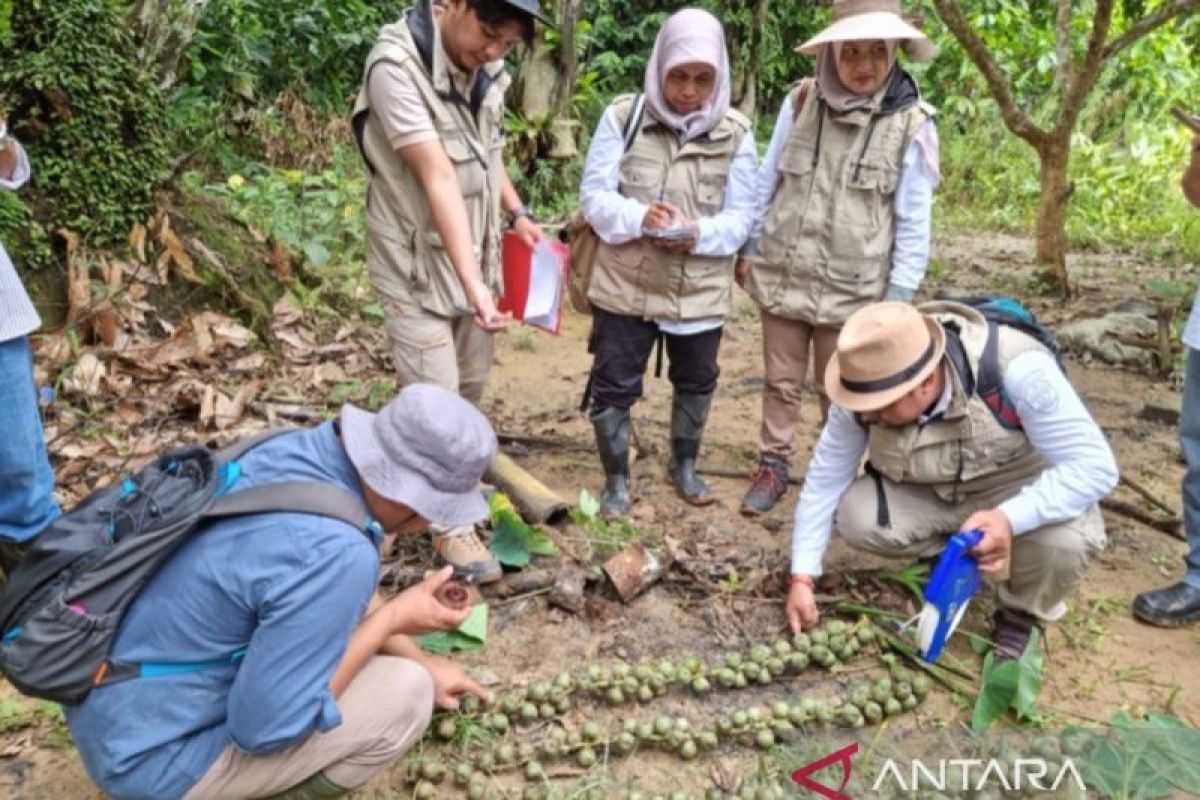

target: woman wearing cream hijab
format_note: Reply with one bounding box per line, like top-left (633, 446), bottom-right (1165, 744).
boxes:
top-left (578, 8), bottom-right (758, 518)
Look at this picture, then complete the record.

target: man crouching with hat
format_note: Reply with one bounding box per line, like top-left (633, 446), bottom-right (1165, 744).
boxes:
top-left (784, 302), bottom-right (1118, 659)
top-left (66, 384), bottom-right (493, 800)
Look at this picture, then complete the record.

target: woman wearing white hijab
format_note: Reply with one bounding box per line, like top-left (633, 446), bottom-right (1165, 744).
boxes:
top-left (578, 8), bottom-right (758, 517)
top-left (739, 0), bottom-right (941, 518)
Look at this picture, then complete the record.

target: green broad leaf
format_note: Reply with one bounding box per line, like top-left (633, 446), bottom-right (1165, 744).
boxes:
top-left (361, 302), bottom-right (385, 319)
top-left (417, 603), bottom-right (488, 655)
top-left (488, 492), bottom-right (558, 567)
top-left (578, 489), bottom-right (600, 520)
top-left (1013, 627), bottom-right (1043, 720)
top-left (971, 652), bottom-right (1019, 733)
top-left (301, 240), bottom-right (330, 267)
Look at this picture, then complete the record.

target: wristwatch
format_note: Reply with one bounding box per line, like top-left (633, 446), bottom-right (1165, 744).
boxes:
top-left (507, 205), bottom-right (533, 228)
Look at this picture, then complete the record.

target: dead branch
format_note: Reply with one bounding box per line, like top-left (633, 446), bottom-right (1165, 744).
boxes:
top-left (1119, 474), bottom-right (1180, 518)
top-left (1101, 497), bottom-right (1185, 540)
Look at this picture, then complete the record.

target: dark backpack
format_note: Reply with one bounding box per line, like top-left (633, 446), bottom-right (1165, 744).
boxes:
top-left (0, 430), bottom-right (377, 705)
top-left (940, 296), bottom-right (1065, 430)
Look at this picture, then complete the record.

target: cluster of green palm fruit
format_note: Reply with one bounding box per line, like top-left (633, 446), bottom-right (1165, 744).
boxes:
top-left (401, 619), bottom-right (932, 799)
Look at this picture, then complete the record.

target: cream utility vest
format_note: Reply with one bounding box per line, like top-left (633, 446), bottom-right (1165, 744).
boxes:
top-left (587, 95), bottom-right (751, 321)
top-left (865, 302), bottom-right (1048, 503)
top-left (746, 73), bottom-right (933, 325)
top-left (352, 7), bottom-right (508, 318)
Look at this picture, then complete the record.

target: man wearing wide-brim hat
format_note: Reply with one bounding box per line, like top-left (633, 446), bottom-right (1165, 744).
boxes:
top-left (739, 0), bottom-right (942, 518)
top-left (352, 0), bottom-right (550, 583)
top-left (784, 301), bottom-right (1118, 660)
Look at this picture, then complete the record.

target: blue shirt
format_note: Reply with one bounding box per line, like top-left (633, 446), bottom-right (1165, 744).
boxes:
top-left (65, 424), bottom-right (381, 800)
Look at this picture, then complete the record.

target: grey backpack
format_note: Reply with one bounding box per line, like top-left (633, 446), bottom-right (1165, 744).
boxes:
top-left (0, 429), bottom-right (377, 705)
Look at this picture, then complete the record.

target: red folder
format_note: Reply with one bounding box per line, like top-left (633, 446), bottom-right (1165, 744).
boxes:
top-left (498, 232), bottom-right (568, 335)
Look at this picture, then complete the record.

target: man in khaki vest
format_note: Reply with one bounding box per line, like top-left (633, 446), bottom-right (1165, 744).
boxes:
top-left (352, 0), bottom-right (546, 582)
top-left (784, 302), bottom-right (1118, 660)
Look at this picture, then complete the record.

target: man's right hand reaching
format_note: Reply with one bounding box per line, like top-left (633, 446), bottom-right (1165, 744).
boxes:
top-left (385, 566), bottom-right (474, 635)
top-left (785, 576), bottom-right (820, 633)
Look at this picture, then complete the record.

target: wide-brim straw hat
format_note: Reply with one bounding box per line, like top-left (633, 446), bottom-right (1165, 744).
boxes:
top-left (824, 302), bottom-right (946, 412)
top-left (797, 0), bottom-right (934, 62)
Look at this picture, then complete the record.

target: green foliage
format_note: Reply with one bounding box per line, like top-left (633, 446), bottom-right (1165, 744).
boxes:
top-left (971, 628), bottom-right (1043, 732)
top-left (568, 489), bottom-right (641, 555)
top-left (488, 491), bottom-right (558, 568)
top-left (0, 190), bottom-right (53, 271)
top-left (1079, 712), bottom-right (1200, 799)
top-left (0, 0), bottom-right (172, 253)
top-left (178, 0), bottom-right (391, 114)
top-left (418, 603), bottom-right (489, 655)
top-left (185, 143), bottom-right (371, 312)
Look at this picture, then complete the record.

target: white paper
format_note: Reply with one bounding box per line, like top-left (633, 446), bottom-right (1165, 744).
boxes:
top-left (524, 239), bottom-right (562, 331)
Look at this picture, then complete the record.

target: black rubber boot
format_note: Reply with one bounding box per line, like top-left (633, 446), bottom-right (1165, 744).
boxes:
top-left (1132, 581), bottom-right (1200, 627)
top-left (668, 392), bottom-right (715, 506)
top-left (591, 406), bottom-right (631, 518)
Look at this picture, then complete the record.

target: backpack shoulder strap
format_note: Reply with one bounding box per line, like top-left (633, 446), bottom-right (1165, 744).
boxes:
top-left (792, 78), bottom-right (815, 122)
top-left (205, 481), bottom-right (374, 533)
top-left (973, 320), bottom-right (1025, 430)
top-left (621, 94), bottom-right (646, 153)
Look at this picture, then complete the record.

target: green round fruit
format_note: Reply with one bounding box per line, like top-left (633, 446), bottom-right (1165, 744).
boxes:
top-left (716, 667), bottom-right (736, 687)
top-left (872, 679), bottom-right (893, 704)
top-left (765, 657), bottom-right (785, 677)
top-left (414, 780), bottom-right (436, 799)
top-left (724, 652), bottom-right (743, 669)
top-left (436, 717), bottom-right (457, 739)
top-left (582, 720), bottom-right (603, 742)
top-left (810, 630), bottom-right (829, 647)
top-left (692, 676), bottom-right (711, 694)
top-left (587, 665), bottom-right (604, 682)
top-left (773, 638), bottom-right (793, 656)
top-left (698, 731), bottom-right (719, 750)
top-left (615, 731), bottom-right (637, 754)
top-left (837, 645), bottom-right (856, 661)
top-left (529, 682), bottom-right (550, 702)
top-left (474, 751), bottom-right (496, 771)
top-left (654, 715), bottom-right (674, 735)
top-left (863, 701), bottom-right (884, 724)
top-left (855, 626), bottom-right (876, 644)
top-left (539, 739), bottom-right (560, 758)
top-left (461, 695), bottom-right (481, 715)
top-left (746, 706), bottom-right (765, 723)
top-left (750, 644), bottom-right (772, 664)
top-left (828, 634), bottom-right (846, 652)
top-left (637, 683), bottom-right (655, 703)
top-left (716, 716), bottom-right (733, 734)
top-left (467, 779), bottom-right (487, 800)
top-left (772, 701), bottom-right (790, 719)
top-left (453, 763), bottom-right (475, 786)
top-left (636, 721), bottom-right (655, 740)
top-left (912, 674), bottom-right (931, 699)
top-left (733, 672), bottom-right (748, 689)
top-left (546, 700), bottom-right (563, 717)
top-left (755, 669), bottom-right (772, 686)
top-left (607, 686), bottom-right (625, 705)
top-left (518, 742), bottom-right (536, 761)
top-left (420, 760), bottom-right (445, 781)
top-left (902, 694), bottom-right (919, 711)
top-left (826, 620), bottom-right (847, 635)
top-left (577, 746), bottom-right (597, 768)
top-left (488, 713), bottom-right (509, 733)
top-left (788, 652), bottom-right (810, 671)
top-left (788, 705), bottom-right (808, 726)
top-left (521, 702), bottom-right (539, 722)
top-left (754, 729), bottom-right (775, 749)
top-left (792, 632), bottom-right (811, 652)
top-left (893, 681), bottom-right (913, 701)
top-left (680, 739), bottom-right (698, 760)
top-left (884, 697), bottom-right (903, 717)
top-left (497, 743), bottom-right (516, 765)
top-left (742, 661), bottom-right (760, 680)
top-left (731, 710), bottom-right (749, 728)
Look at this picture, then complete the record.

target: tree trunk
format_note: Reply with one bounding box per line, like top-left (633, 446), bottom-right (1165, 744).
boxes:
top-left (128, 0), bottom-right (211, 90)
top-left (1034, 135), bottom-right (1074, 295)
top-left (736, 0), bottom-right (770, 117)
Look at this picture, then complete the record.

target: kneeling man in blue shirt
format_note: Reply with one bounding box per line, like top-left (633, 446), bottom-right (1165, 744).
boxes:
top-left (66, 384), bottom-right (495, 800)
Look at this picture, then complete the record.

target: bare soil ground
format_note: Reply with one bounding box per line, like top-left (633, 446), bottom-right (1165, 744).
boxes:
top-left (3, 232), bottom-right (1199, 799)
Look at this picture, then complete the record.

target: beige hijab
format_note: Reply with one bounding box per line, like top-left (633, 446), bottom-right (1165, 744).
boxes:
top-left (814, 40), bottom-right (897, 113)
top-left (643, 8), bottom-right (731, 141)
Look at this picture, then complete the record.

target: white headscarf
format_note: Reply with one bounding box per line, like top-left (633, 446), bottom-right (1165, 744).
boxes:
top-left (815, 40), bottom-right (897, 113)
top-left (643, 8), bottom-right (731, 141)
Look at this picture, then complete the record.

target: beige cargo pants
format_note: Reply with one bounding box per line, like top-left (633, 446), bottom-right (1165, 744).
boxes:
top-left (834, 473), bottom-right (1106, 621)
top-left (758, 311), bottom-right (840, 461)
top-left (383, 294), bottom-right (494, 406)
top-left (183, 656), bottom-right (433, 799)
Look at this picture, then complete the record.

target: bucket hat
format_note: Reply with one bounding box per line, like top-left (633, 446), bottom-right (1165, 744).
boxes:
top-left (341, 384), bottom-right (497, 527)
top-left (824, 302), bottom-right (946, 412)
top-left (797, 0), bottom-right (934, 62)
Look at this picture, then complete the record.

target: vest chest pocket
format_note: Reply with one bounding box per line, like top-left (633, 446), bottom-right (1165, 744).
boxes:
top-left (694, 163), bottom-right (728, 214)
top-left (618, 156), bottom-right (663, 204)
top-left (442, 133), bottom-right (486, 197)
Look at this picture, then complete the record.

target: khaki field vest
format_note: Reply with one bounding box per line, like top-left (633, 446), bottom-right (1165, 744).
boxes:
top-left (352, 8), bottom-right (509, 318)
top-left (866, 303), bottom-right (1048, 504)
top-left (745, 79), bottom-right (932, 324)
top-left (587, 95), bottom-right (751, 321)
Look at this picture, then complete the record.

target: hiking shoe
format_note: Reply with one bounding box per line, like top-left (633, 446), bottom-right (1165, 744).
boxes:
top-left (992, 608), bottom-right (1039, 661)
top-left (431, 525), bottom-right (502, 584)
top-left (1132, 581), bottom-right (1200, 627)
top-left (740, 457), bottom-right (789, 517)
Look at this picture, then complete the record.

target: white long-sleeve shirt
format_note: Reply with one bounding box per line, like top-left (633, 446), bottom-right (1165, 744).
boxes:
top-left (746, 95), bottom-right (939, 292)
top-left (0, 140), bottom-right (40, 343)
top-left (579, 104), bottom-right (758, 334)
top-left (790, 350), bottom-right (1119, 576)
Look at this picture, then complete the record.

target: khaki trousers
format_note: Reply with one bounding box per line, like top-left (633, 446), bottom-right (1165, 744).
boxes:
top-left (183, 656), bottom-right (434, 799)
top-left (383, 295), bottom-right (494, 406)
top-left (834, 474), bottom-right (1107, 621)
top-left (759, 311), bottom-right (840, 461)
